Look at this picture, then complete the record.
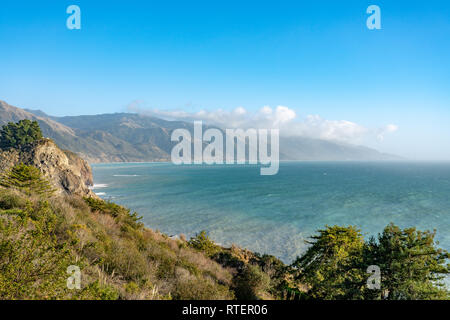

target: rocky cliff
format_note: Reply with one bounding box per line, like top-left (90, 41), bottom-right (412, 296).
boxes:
top-left (0, 138), bottom-right (96, 197)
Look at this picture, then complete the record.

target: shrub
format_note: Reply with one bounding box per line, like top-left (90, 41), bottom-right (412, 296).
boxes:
top-left (0, 189), bottom-right (28, 210)
top-left (173, 277), bottom-right (234, 300)
top-left (234, 264), bottom-right (270, 300)
top-left (253, 254), bottom-right (288, 298)
top-left (84, 197), bottom-right (143, 229)
top-left (188, 231), bottom-right (221, 257)
top-left (103, 240), bottom-right (150, 281)
top-left (79, 280), bottom-right (119, 300)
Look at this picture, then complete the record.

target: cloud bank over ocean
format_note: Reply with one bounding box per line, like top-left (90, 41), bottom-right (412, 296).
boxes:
top-left (129, 102), bottom-right (398, 145)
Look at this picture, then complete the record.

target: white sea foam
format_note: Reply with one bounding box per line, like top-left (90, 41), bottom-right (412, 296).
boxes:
top-left (95, 192), bottom-right (106, 196)
top-left (91, 183), bottom-right (108, 189)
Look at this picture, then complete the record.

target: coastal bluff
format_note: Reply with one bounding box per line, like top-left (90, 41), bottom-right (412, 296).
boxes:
top-left (0, 138), bottom-right (96, 197)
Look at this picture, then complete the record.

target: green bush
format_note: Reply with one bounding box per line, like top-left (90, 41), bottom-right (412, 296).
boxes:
top-left (0, 189), bottom-right (28, 210)
top-left (253, 254), bottom-right (288, 299)
top-left (188, 231), bottom-right (221, 257)
top-left (234, 264), bottom-right (270, 300)
top-left (104, 240), bottom-right (150, 281)
top-left (84, 197), bottom-right (143, 229)
top-left (80, 281), bottom-right (119, 300)
top-left (173, 278), bottom-right (234, 300)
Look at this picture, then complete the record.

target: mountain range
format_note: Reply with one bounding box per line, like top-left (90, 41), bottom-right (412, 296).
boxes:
top-left (0, 100), bottom-right (399, 163)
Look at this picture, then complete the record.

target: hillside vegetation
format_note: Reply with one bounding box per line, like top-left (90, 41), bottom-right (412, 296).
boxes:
top-left (0, 164), bottom-right (290, 300)
top-left (0, 120), bottom-right (448, 300)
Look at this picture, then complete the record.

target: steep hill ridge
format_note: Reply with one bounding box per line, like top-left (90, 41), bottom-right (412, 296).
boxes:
top-left (1, 100), bottom-right (400, 162)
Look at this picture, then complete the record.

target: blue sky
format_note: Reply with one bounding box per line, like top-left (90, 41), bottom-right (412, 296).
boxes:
top-left (0, 0), bottom-right (449, 159)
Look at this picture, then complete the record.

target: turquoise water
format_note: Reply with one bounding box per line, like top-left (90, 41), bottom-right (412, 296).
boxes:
top-left (91, 162), bottom-right (450, 263)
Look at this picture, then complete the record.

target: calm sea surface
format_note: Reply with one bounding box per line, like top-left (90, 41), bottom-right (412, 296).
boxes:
top-left (91, 162), bottom-right (450, 263)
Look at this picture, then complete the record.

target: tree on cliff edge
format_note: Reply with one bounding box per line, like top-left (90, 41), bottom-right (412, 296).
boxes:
top-left (0, 120), bottom-right (43, 150)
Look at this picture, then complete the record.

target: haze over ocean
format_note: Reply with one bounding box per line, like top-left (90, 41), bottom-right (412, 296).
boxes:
top-left (92, 161), bottom-right (450, 263)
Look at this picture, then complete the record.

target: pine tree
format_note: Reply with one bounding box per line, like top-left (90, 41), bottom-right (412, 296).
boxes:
top-left (291, 226), bottom-right (366, 299)
top-left (0, 120), bottom-right (43, 150)
top-left (365, 224), bottom-right (450, 300)
top-left (0, 164), bottom-right (56, 196)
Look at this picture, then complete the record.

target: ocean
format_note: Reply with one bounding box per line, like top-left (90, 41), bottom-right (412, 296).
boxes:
top-left (91, 161), bottom-right (450, 264)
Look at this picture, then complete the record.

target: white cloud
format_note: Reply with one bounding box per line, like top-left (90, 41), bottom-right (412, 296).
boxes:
top-left (129, 103), bottom-right (397, 144)
top-left (377, 124), bottom-right (399, 141)
top-left (298, 115), bottom-right (368, 143)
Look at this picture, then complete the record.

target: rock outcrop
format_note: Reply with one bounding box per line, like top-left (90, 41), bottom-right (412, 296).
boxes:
top-left (0, 138), bottom-right (96, 197)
